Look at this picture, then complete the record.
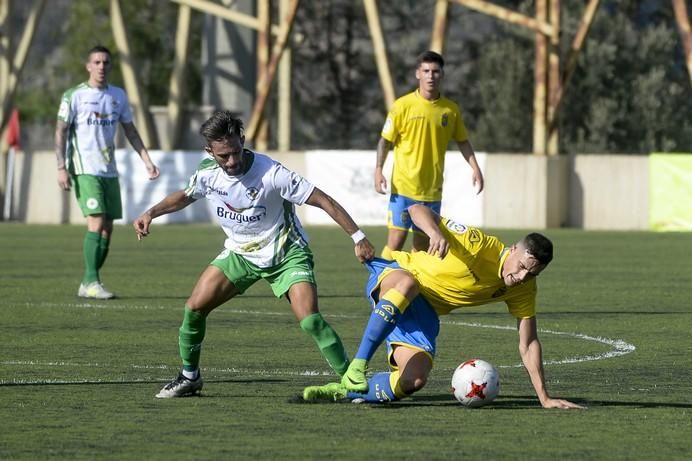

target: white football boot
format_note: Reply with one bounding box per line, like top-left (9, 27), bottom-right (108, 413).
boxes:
top-left (156, 373), bottom-right (204, 398)
top-left (78, 281), bottom-right (115, 299)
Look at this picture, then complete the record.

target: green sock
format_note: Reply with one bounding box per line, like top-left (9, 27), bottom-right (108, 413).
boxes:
top-left (178, 307), bottom-right (207, 371)
top-left (97, 235), bottom-right (110, 270)
top-left (82, 231), bottom-right (101, 284)
top-left (300, 313), bottom-right (350, 376)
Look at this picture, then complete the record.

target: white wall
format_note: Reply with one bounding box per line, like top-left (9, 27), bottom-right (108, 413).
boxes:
top-left (569, 154), bottom-right (649, 230)
top-left (6, 149), bottom-right (652, 230)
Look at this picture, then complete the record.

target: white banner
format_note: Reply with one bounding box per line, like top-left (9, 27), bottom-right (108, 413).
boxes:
top-left (114, 149), bottom-right (217, 224)
top-left (305, 150), bottom-right (485, 226)
top-left (115, 149), bottom-right (486, 227)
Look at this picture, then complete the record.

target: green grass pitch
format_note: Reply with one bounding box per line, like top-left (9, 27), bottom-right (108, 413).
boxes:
top-left (1, 223), bottom-right (691, 460)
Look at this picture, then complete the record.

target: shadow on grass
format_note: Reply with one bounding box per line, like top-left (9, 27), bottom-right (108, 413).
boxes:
top-left (292, 393), bottom-right (692, 409)
top-left (0, 377), bottom-right (289, 387)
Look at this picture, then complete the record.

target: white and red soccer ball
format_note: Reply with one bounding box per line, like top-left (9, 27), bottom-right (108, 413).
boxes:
top-left (451, 359), bottom-right (500, 407)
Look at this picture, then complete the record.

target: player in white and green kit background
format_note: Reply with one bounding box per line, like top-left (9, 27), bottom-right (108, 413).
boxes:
top-left (134, 111), bottom-right (375, 398)
top-left (55, 45), bottom-right (160, 299)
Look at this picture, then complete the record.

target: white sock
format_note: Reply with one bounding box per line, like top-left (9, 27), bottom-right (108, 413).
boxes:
top-left (182, 369), bottom-right (198, 380)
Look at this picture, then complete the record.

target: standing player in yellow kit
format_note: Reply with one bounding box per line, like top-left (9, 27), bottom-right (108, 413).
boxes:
top-left (375, 51), bottom-right (483, 259)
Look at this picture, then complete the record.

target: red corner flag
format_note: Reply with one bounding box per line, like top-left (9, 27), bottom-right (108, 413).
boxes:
top-left (6, 109), bottom-right (20, 149)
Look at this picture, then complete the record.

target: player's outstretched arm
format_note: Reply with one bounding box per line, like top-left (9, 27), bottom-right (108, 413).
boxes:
top-left (134, 190), bottom-right (195, 241)
top-left (304, 188), bottom-right (375, 262)
top-left (408, 204), bottom-right (448, 258)
top-left (517, 316), bottom-right (586, 409)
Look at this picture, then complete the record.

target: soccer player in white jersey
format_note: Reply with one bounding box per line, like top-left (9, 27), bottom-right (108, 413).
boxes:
top-left (55, 45), bottom-right (160, 299)
top-left (134, 111), bottom-right (375, 398)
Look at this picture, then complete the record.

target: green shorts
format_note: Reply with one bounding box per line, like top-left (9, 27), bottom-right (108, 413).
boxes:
top-left (73, 174), bottom-right (122, 219)
top-left (210, 244), bottom-right (317, 297)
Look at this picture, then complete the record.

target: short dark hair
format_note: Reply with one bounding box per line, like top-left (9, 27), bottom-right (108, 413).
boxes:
top-left (522, 233), bottom-right (553, 265)
top-left (87, 45), bottom-right (112, 60)
top-left (200, 110), bottom-right (244, 145)
top-left (416, 50), bottom-right (444, 68)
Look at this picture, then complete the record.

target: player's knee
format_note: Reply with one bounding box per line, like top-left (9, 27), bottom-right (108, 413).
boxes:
top-left (399, 374), bottom-right (428, 395)
top-left (394, 273), bottom-right (420, 299)
top-left (300, 312), bottom-right (327, 335)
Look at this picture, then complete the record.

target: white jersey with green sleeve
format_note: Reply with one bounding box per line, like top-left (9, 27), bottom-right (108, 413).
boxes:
top-left (184, 151), bottom-right (315, 268)
top-left (57, 82), bottom-right (133, 177)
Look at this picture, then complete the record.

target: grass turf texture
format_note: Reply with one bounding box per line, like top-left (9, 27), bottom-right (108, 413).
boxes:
top-left (1, 223), bottom-right (691, 460)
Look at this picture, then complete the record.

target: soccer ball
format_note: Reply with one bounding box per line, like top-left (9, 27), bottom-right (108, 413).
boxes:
top-left (451, 359), bottom-right (500, 408)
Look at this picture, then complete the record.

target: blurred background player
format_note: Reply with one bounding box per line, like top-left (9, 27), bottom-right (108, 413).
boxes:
top-left (374, 50), bottom-right (484, 260)
top-left (55, 45), bottom-right (160, 299)
top-left (133, 111), bottom-right (375, 398)
top-left (304, 204), bottom-right (584, 409)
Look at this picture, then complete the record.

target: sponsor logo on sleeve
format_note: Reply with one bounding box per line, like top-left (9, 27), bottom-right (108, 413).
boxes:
top-left (445, 219), bottom-right (467, 234)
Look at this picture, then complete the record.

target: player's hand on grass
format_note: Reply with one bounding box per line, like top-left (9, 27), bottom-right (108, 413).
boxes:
top-left (355, 238), bottom-right (375, 262)
top-left (542, 397), bottom-right (586, 410)
top-left (133, 214), bottom-right (153, 241)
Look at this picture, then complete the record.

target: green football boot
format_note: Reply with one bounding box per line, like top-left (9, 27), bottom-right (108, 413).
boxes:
top-left (303, 382), bottom-right (348, 402)
top-left (340, 358), bottom-right (368, 392)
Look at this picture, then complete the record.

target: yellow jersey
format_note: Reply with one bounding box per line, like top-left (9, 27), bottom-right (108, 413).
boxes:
top-left (391, 218), bottom-right (537, 318)
top-left (381, 90), bottom-right (469, 201)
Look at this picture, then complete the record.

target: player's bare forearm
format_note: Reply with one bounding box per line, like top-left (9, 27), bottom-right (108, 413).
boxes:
top-left (409, 205), bottom-right (448, 257)
top-left (374, 138), bottom-right (391, 194)
top-left (521, 337), bottom-right (550, 404)
top-left (148, 190), bottom-right (193, 218)
top-left (122, 122), bottom-right (160, 179)
top-left (376, 137), bottom-right (391, 169)
top-left (122, 122), bottom-right (147, 155)
top-left (134, 191), bottom-right (194, 240)
top-left (55, 120), bottom-right (72, 190)
top-left (457, 139), bottom-right (484, 193)
top-left (54, 120), bottom-right (68, 169)
top-left (305, 188), bottom-right (375, 261)
top-left (305, 188), bottom-right (359, 234)
top-left (517, 317), bottom-right (585, 409)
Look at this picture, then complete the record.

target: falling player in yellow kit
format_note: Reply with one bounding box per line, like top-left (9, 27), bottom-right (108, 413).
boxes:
top-left (375, 51), bottom-right (484, 259)
top-left (304, 204), bottom-right (584, 409)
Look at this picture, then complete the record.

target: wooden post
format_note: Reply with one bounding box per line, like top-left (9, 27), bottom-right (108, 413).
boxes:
top-left (548, 0), bottom-right (599, 134)
top-left (533, 0), bottom-right (548, 156)
top-left (0, 0), bottom-right (45, 137)
top-left (672, 0), bottom-right (692, 86)
top-left (278, 0), bottom-right (292, 152)
top-left (256, 0), bottom-right (271, 151)
top-left (110, 0), bottom-right (156, 148)
top-left (547, 0), bottom-right (560, 156)
top-left (165, 3), bottom-right (192, 150)
top-left (451, 0), bottom-right (552, 35)
top-left (363, 0), bottom-right (396, 110)
top-left (246, 0), bottom-right (300, 141)
top-left (172, 0), bottom-right (280, 34)
top-left (430, 0), bottom-right (449, 54)
top-left (0, 0), bottom-right (9, 101)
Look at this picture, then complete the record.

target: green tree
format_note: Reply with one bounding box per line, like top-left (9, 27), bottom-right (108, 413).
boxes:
top-left (16, 0), bottom-right (201, 122)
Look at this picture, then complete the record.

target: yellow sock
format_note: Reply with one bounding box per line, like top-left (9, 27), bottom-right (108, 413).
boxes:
top-left (389, 370), bottom-right (409, 399)
top-left (381, 288), bottom-right (410, 313)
